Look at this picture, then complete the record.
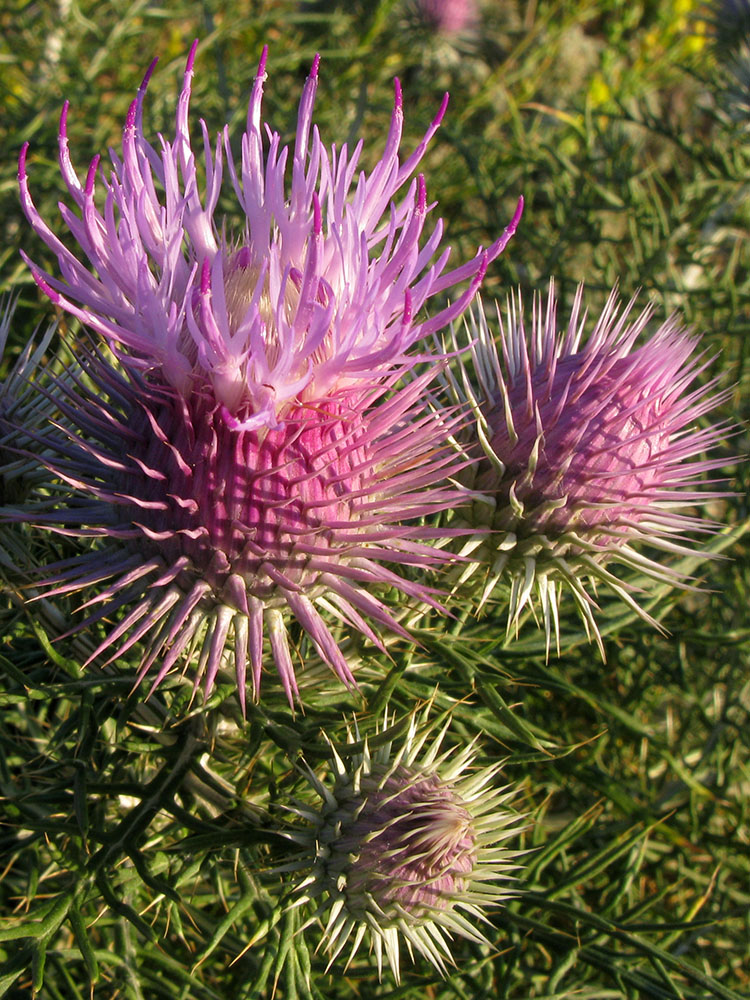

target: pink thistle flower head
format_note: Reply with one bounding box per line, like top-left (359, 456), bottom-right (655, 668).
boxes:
top-left (412, 0), bottom-right (480, 35)
top-left (446, 282), bottom-right (733, 654)
top-left (287, 702), bottom-right (524, 981)
top-left (16, 44), bottom-right (522, 708)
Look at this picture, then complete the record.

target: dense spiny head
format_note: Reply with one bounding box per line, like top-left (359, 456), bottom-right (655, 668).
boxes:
top-left (324, 765), bottom-right (477, 919)
top-left (448, 282), bottom-right (733, 652)
top-left (15, 41), bottom-right (524, 707)
top-left (290, 706), bottom-right (523, 980)
top-left (481, 308), bottom-right (675, 542)
top-left (28, 345), bottom-right (466, 708)
top-left (131, 393), bottom-right (372, 600)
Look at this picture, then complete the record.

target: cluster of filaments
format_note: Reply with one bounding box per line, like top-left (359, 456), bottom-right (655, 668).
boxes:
top-left (18, 41), bottom-right (520, 430)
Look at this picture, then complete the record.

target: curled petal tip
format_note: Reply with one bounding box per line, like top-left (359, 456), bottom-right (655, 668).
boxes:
top-left (486, 196), bottom-right (524, 262)
top-left (186, 39), bottom-right (199, 74)
top-left (510, 195), bottom-right (524, 231)
top-left (310, 52), bottom-right (321, 79)
top-left (393, 77), bottom-right (403, 110)
top-left (18, 141), bottom-right (29, 179)
top-left (126, 99), bottom-right (138, 131)
top-left (59, 101), bottom-right (70, 137)
top-left (257, 44), bottom-right (269, 77)
top-left (84, 156), bottom-right (100, 196)
top-left (435, 91), bottom-right (450, 127)
top-left (28, 265), bottom-right (61, 305)
top-left (140, 56), bottom-right (159, 93)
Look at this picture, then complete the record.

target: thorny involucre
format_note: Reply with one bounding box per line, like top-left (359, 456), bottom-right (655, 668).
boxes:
top-left (17, 42), bottom-right (522, 707)
top-left (446, 283), bottom-right (732, 654)
top-left (284, 703), bottom-right (525, 980)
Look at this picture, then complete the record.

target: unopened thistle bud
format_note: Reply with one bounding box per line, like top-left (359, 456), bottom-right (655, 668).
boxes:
top-left (446, 283), bottom-right (732, 654)
top-left (286, 705), bottom-right (525, 980)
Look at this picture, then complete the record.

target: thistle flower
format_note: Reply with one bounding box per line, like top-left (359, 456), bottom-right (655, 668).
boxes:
top-left (19, 41), bottom-right (520, 429)
top-left (16, 43), bottom-right (521, 707)
top-left (285, 704), bottom-right (524, 980)
top-left (410, 0), bottom-right (480, 35)
top-left (446, 283), bottom-right (732, 654)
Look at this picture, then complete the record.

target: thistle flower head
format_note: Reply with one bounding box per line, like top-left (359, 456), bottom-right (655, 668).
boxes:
top-left (287, 703), bottom-right (524, 980)
top-left (447, 282), bottom-right (732, 654)
top-left (15, 44), bottom-right (521, 707)
top-left (410, 0), bottom-right (480, 35)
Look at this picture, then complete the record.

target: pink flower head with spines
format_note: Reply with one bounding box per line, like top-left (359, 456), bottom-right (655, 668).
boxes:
top-left (19, 40), bottom-right (522, 431)
top-left (446, 283), bottom-right (734, 655)
top-left (17, 43), bottom-right (522, 708)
